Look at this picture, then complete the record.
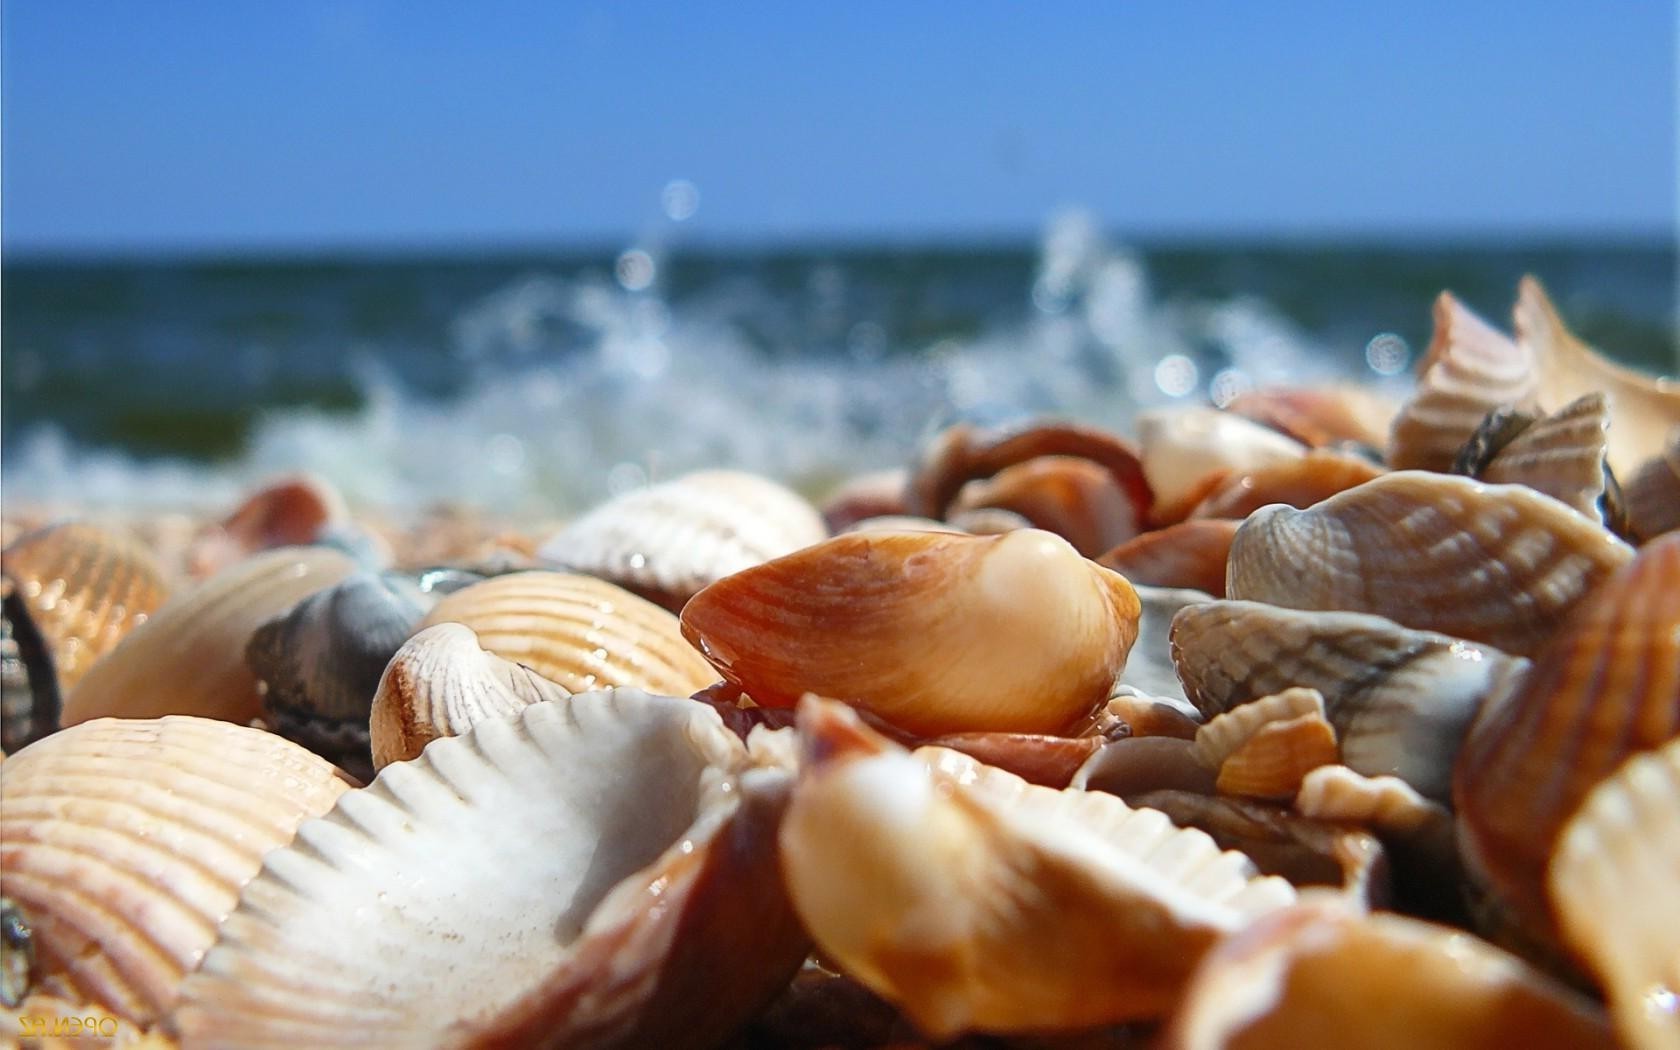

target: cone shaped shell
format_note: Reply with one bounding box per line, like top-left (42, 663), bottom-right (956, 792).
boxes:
top-left (416, 570), bottom-right (716, 698)
top-left (536, 470), bottom-right (828, 612)
top-left (167, 691), bottom-right (808, 1050)
top-left (0, 717), bottom-right (350, 1026)
top-left (1548, 739), bottom-right (1680, 1050)
top-left (949, 455), bottom-right (1141, 557)
top-left (903, 420), bottom-right (1151, 523)
top-left (1226, 471), bottom-right (1633, 657)
top-left (1454, 532), bottom-right (1680, 948)
top-left (1189, 451), bottom-right (1384, 521)
top-left (61, 547), bottom-right (357, 728)
top-left (680, 529), bottom-right (1143, 735)
top-left (1099, 519), bottom-right (1238, 597)
top-left (780, 698), bottom-right (1296, 1038)
top-left (1137, 408), bottom-right (1305, 522)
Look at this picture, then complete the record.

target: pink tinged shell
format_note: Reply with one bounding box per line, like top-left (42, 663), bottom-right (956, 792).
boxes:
top-left (1187, 450), bottom-right (1384, 522)
top-left (187, 473), bottom-right (352, 579)
top-left (948, 455), bottom-right (1142, 557)
top-left (1098, 519), bottom-right (1238, 597)
top-left (1223, 385), bottom-right (1399, 450)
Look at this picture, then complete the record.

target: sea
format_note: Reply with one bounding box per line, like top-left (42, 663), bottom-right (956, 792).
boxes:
top-left (4, 213), bottom-right (1676, 520)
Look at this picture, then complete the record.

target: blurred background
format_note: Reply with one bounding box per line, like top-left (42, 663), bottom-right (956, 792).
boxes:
top-left (3, 1), bottom-right (1676, 516)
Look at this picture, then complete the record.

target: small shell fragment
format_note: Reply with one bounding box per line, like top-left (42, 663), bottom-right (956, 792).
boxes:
top-left (1188, 450), bottom-right (1384, 521)
top-left (1195, 689), bottom-right (1340, 801)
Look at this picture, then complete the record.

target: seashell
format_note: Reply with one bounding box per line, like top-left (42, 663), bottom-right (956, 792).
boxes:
top-left (1171, 600), bottom-right (1529, 802)
top-left (416, 570), bottom-right (717, 698)
top-left (1192, 688), bottom-right (1326, 770)
top-left (1098, 519), bottom-right (1238, 597)
top-left (902, 419), bottom-right (1152, 524)
top-left (943, 505), bottom-right (1033, 535)
top-left (1122, 584), bottom-right (1212, 702)
top-left (536, 470), bottom-right (828, 613)
top-left (1223, 385), bottom-right (1399, 451)
top-left (1226, 471), bottom-right (1633, 657)
top-left (245, 572), bottom-right (429, 782)
top-left (948, 455), bottom-right (1141, 557)
top-left (368, 622), bottom-right (572, 769)
top-left (1193, 688), bottom-right (1339, 801)
top-left (819, 468), bottom-right (909, 534)
top-left (780, 697), bottom-right (1296, 1037)
top-left (1187, 450), bottom-right (1384, 521)
top-left (1624, 426), bottom-right (1680, 542)
top-left (1159, 900), bottom-right (1612, 1050)
top-left (1, 522), bottom-right (171, 753)
top-left (60, 547), bottom-right (357, 728)
top-left (1547, 738), bottom-right (1680, 1050)
top-left (166, 691), bottom-right (809, 1050)
top-left (1295, 765), bottom-right (1451, 840)
top-left (680, 529), bottom-right (1142, 735)
top-left (1455, 394), bottom-right (1615, 523)
top-left (1455, 531), bottom-right (1680, 959)
top-left (0, 717), bottom-right (350, 1027)
top-left (1071, 736), bottom-right (1219, 798)
top-left (1386, 291), bottom-right (1538, 472)
top-left (917, 731), bottom-right (1103, 789)
top-left (840, 514), bottom-right (962, 535)
top-left (186, 473), bottom-right (367, 579)
top-left (1081, 683), bottom-right (1203, 741)
top-left (1516, 275), bottom-right (1680, 479)
top-left (1136, 407), bottom-right (1306, 525)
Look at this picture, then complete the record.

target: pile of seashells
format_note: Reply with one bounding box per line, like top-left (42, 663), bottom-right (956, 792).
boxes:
top-left (1, 275), bottom-right (1677, 1049)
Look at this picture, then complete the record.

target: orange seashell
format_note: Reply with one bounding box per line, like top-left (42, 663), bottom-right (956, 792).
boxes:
top-left (903, 419), bottom-right (1152, 523)
top-left (1224, 385), bottom-right (1399, 450)
top-left (949, 455), bottom-right (1141, 556)
top-left (1137, 408), bottom-right (1304, 527)
top-left (819, 468), bottom-right (910, 534)
top-left (680, 529), bottom-right (1142, 735)
top-left (1098, 519), bottom-right (1238, 597)
top-left (1214, 711), bottom-right (1340, 801)
top-left (1188, 450), bottom-right (1384, 521)
top-left (918, 731), bottom-right (1103, 789)
top-left (187, 474), bottom-right (354, 579)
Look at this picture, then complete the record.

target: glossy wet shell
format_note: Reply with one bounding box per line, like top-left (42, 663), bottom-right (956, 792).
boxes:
top-left (1098, 520), bottom-right (1238, 597)
top-left (1136, 408), bottom-right (1305, 523)
top-left (1194, 689), bottom-right (1339, 801)
top-left (1188, 451), bottom-right (1384, 521)
top-left (948, 455), bottom-right (1141, 557)
top-left (1224, 385), bottom-right (1398, 450)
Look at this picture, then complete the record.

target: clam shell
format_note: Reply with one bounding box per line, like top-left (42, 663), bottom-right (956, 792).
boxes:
top-left (1454, 531), bottom-right (1680, 955)
top-left (1, 523), bottom-right (171, 752)
top-left (186, 474), bottom-right (357, 579)
top-left (819, 468), bottom-right (909, 534)
top-left (1625, 426), bottom-right (1680, 542)
top-left (1194, 689), bottom-right (1339, 801)
top-left (368, 622), bottom-right (572, 768)
top-left (949, 455), bottom-right (1141, 557)
top-left (1225, 471), bottom-right (1634, 657)
top-left (780, 697), bottom-right (1296, 1037)
top-left (680, 529), bottom-right (1142, 735)
top-left (166, 691), bottom-right (808, 1050)
top-left (1224, 385), bottom-right (1398, 450)
top-left (1136, 408), bottom-right (1305, 524)
top-left (1387, 291), bottom-right (1538, 472)
top-left (1516, 275), bottom-right (1680, 479)
top-left (60, 547), bottom-right (358, 728)
top-left (416, 570), bottom-right (717, 698)
top-left (1160, 900), bottom-right (1611, 1050)
top-left (1459, 394), bottom-right (1614, 523)
top-left (1098, 519), bottom-right (1238, 597)
top-left (1171, 599), bottom-right (1529, 801)
top-left (903, 419), bottom-right (1151, 523)
top-left (1188, 450), bottom-right (1384, 521)
top-left (536, 470), bottom-right (828, 613)
top-left (1547, 739), bottom-right (1680, 1050)
top-left (0, 717), bottom-right (350, 1026)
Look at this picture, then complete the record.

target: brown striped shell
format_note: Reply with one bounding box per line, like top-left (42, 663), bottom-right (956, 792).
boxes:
top-left (1624, 426), bottom-right (1680, 543)
top-left (1454, 393), bottom-right (1614, 523)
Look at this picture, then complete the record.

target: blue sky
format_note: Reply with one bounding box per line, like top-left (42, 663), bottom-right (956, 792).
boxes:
top-left (3, 2), bottom-right (1675, 253)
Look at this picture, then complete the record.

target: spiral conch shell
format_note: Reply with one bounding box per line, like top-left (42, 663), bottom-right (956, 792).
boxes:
top-left (680, 529), bottom-right (1142, 735)
top-left (0, 717), bottom-right (350, 1027)
top-left (779, 697), bottom-right (1296, 1038)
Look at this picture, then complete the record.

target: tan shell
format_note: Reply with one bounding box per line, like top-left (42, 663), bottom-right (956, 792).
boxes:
top-left (949, 455), bottom-right (1141, 557)
top-left (369, 622), bottom-right (572, 768)
top-left (60, 547), bottom-right (358, 728)
top-left (1171, 599), bottom-right (1529, 801)
top-left (1136, 408), bottom-right (1306, 523)
top-left (1516, 275), bottom-right (1680, 479)
top-left (1625, 426), bottom-right (1680, 543)
top-left (1455, 531), bottom-right (1680, 950)
top-left (0, 717), bottom-right (350, 1027)
top-left (1192, 688), bottom-right (1328, 772)
top-left (1160, 900), bottom-right (1611, 1050)
top-left (536, 470), bottom-right (828, 612)
top-left (1188, 450), bottom-right (1384, 521)
top-left (1226, 471), bottom-right (1633, 657)
top-left (1084, 684), bottom-right (1203, 741)
top-left (1295, 765), bottom-right (1451, 840)
top-left (1224, 385), bottom-right (1398, 450)
top-left (416, 570), bottom-right (717, 698)
top-left (780, 697), bottom-right (1296, 1038)
top-left (1098, 519), bottom-right (1238, 597)
top-left (1548, 738), bottom-right (1680, 1050)
top-left (1194, 689), bottom-right (1339, 801)
top-left (166, 691), bottom-right (808, 1050)
top-left (1387, 291), bottom-right (1538, 472)
top-left (680, 529), bottom-right (1142, 735)
top-left (1464, 393), bottom-right (1614, 522)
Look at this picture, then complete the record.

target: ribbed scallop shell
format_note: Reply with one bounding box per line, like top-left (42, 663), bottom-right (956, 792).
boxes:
top-left (536, 470), bottom-right (828, 612)
top-left (1171, 599), bottom-right (1529, 801)
top-left (416, 570), bottom-right (716, 697)
top-left (1136, 408), bottom-right (1306, 524)
top-left (1295, 765), bottom-right (1449, 839)
top-left (1188, 451), bottom-right (1384, 521)
top-left (0, 717), bottom-right (350, 1026)
top-left (1387, 291), bottom-right (1538, 472)
top-left (1547, 739), bottom-right (1680, 1050)
top-left (903, 419), bottom-right (1151, 523)
top-left (1, 523), bottom-right (170, 752)
top-left (949, 455), bottom-right (1141, 557)
top-left (1625, 426), bottom-right (1680, 543)
top-left (1098, 519), bottom-right (1238, 597)
top-left (369, 622), bottom-right (572, 768)
top-left (1193, 689), bottom-right (1339, 800)
top-left (1193, 688), bottom-right (1328, 772)
top-left (1223, 385), bottom-right (1398, 450)
top-left (680, 529), bottom-right (1142, 735)
top-left (780, 698), bottom-right (1296, 1038)
top-left (1160, 901), bottom-right (1611, 1050)
top-left (60, 547), bottom-right (358, 728)
top-left (166, 691), bottom-right (808, 1050)
top-left (1226, 471), bottom-right (1633, 657)
top-left (1454, 531), bottom-right (1680, 953)
top-left (1458, 393), bottom-right (1614, 522)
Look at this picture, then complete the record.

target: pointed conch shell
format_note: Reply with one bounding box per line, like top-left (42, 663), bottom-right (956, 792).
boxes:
top-left (60, 547), bottom-right (358, 728)
top-left (1454, 394), bottom-right (1615, 523)
top-left (166, 691), bottom-right (808, 1050)
top-left (1188, 450), bottom-right (1384, 521)
top-left (1193, 688), bottom-right (1339, 801)
top-left (1454, 531), bottom-right (1680, 953)
top-left (1160, 900), bottom-right (1611, 1050)
top-left (1625, 426), bottom-right (1680, 542)
top-left (1515, 275), bottom-right (1680, 479)
top-left (0, 717), bottom-right (350, 1026)
top-left (415, 570), bottom-right (716, 698)
top-left (1136, 408), bottom-right (1306, 524)
top-left (1098, 519), bottom-right (1238, 597)
top-left (1547, 738), bottom-right (1680, 1050)
top-left (779, 697), bottom-right (1296, 1038)
top-left (680, 529), bottom-right (1142, 735)
top-left (948, 455), bottom-right (1141, 557)
top-left (1387, 291), bottom-right (1538, 472)
top-left (369, 622), bottom-right (572, 768)
top-left (1226, 471), bottom-right (1633, 657)
top-left (536, 470), bottom-right (828, 612)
